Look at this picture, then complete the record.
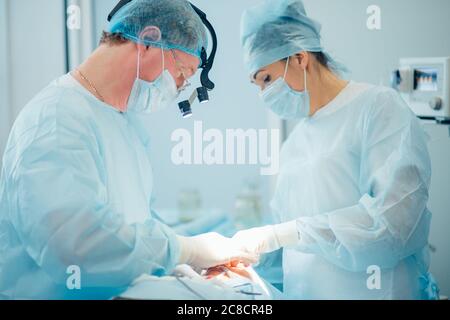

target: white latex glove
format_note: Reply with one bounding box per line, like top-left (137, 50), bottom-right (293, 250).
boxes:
top-left (232, 221), bottom-right (299, 255)
top-left (177, 232), bottom-right (259, 269)
top-left (172, 264), bottom-right (204, 281)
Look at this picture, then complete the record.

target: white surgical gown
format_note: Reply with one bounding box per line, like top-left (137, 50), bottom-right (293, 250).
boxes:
top-left (271, 82), bottom-right (439, 300)
top-left (0, 74), bottom-right (180, 299)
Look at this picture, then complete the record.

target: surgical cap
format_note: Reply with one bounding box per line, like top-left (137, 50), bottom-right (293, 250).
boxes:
top-left (241, 0), bottom-right (347, 76)
top-left (107, 0), bottom-right (208, 59)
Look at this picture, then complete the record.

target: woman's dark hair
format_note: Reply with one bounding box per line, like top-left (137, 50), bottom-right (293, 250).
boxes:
top-left (312, 52), bottom-right (329, 69)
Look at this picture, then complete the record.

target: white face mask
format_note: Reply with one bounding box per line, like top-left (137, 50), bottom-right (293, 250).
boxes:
top-left (127, 47), bottom-right (179, 114)
top-left (259, 56), bottom-right (310, 120)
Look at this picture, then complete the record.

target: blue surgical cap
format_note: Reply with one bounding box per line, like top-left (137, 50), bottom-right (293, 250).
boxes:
top-left (241, 0), bottom-right (347, 76)
top-left (107, 0), bottom-right (208, 59)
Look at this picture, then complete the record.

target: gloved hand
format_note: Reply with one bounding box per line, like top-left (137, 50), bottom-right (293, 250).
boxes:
top-left (232, 221), bottom-right (299, 255)
top-left (177, 232), bottom-right (258, 270)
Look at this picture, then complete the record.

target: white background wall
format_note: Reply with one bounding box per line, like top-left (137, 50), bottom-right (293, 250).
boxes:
top-left (0, 0), bottom-right (67, 168)
top-left (0, 0), bottom-right (11, 160)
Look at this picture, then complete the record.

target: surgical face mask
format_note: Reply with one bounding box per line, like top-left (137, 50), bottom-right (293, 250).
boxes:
top-left (259, 56), bottom-right (310, 120)
top-left (127, 48), bottom-right (179, 114)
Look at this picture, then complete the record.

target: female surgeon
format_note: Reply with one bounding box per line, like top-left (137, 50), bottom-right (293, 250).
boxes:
top-left (233, 0), bottom-right (440, 300)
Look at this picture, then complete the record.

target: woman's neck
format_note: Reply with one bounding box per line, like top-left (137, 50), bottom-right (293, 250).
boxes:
top-left (308, 67), bottom-right (349, 116)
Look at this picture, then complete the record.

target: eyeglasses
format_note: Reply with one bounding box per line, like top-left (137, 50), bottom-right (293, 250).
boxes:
top-left (171, 50), bottom-right (192, 92)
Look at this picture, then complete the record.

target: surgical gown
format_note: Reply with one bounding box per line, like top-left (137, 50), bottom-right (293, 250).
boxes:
top-left (271, 81), bottom-right (439, 300)
top-left (0, 74), bottom-right (180, 299)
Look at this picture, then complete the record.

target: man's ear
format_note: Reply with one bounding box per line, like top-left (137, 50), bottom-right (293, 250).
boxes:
top-left (137, 26), bottom-right (162, 52)
top-left (139, 26), bottom-right (162, 43)
top-left (136, 26), bottom-right (162, 58)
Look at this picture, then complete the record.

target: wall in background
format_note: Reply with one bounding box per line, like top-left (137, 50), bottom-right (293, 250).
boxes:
top-left (0, 0), bottom-right (67, 167)
top-left (0, 0), bottom-right (11, 163)
top-left (6, 0), bottom-right (67, 119)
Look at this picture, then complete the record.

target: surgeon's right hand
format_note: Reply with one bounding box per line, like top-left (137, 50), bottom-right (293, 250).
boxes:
top-left (176, 233), bottom-right (259, 270)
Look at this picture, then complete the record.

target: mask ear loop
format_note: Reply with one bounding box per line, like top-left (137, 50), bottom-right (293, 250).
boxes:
top-left (137, 46), bottom-right (141, 79)
top-left (161, 45), bottom-right (165, 74)
top-left (283, 56), bottom-right (290, 80)
top-left (303, 61), bottom-right (310, 113)
top-left (303, 65), bottom-right (308, 93)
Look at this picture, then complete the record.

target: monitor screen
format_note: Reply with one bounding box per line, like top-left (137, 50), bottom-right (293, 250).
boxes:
top-left (415, 68), bottom-right (438, 92)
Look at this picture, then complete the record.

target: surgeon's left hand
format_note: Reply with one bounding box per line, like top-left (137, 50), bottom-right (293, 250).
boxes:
top-left (177, 232), bottom-right (259, 270)
top-left (232, 221), bottom-right (299, 255)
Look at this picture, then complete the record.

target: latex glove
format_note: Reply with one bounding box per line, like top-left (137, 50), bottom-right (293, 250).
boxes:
top-left (177, 232), bottom-right (258, 269)
top-left (232, 221), bottom-right (299, 255)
